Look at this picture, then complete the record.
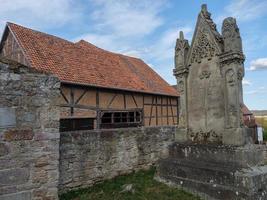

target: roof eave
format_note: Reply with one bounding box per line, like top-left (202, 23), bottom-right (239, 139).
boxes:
top-left (61, 80), bottom-right (179, 97)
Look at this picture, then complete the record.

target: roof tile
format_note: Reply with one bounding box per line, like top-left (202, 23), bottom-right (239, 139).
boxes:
top-left (7, 22), bottom-right (178, 96)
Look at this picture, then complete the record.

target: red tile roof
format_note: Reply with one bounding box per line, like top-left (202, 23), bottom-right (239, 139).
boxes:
top-left (242, 103), bottom-right (253, 115)
top-left (5, 22), bottom-right (178, 97)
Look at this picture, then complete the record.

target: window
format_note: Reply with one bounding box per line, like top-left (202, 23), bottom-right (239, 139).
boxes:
top-left (60, 118), bottom-right (94, 132)
top-left (129, 112), bottom-right (135, 122)
top-left (101, 113), bottom-right (112, 124)
top-left (100, 110), bottom-right (143, 129)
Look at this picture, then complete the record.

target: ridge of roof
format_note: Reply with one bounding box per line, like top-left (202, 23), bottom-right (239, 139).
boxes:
top-left (75, 39), bottom-right (145, 62)
top-left (7, 22), bottom-right (73, 45)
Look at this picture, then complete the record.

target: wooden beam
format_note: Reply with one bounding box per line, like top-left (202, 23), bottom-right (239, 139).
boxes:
top-left (107, 93), bottom-right (118, 108)
top-left (96, 89), bottom-right (100, 129)
top-left (156, 97), bottom-right (158, 125)
top-left (144, 115), bottom-right (178, 119)
top-left (143, 103), bottom-right (177, 106)
top-left (167, 97), bottom-right (169, 125)
top-left (170, 98), bottom-right (175, 124)
top-left (142, 94), bottom-right (145, 126)
top-left (123, 93), bottom-right (126, 109)
top-left (60, 89), bottom-right (69, 104)
top-left (149, 97), bottom-right (154, 126)
top-left (70, 87), bottom-right (74, 116)
top-left (161, 96), bottom-right (163, 125)
top-left (60, 104), bottom-right (98, 110)
top-left (131, 94), bottom-right (138, 108)
top-left (75, 89), bottom-right (87, 105)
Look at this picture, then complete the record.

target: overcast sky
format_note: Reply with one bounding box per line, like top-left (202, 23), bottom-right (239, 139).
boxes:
top-left (0, 0), bottom-right (266, 110)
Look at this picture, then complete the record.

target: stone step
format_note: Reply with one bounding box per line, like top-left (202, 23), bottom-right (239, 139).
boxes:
top-left (157, 158), bottom-right (267, 200)
top-left (168, 143), bottom-right (265, 168)
top-left (158, 158), bottom-right (238, 188)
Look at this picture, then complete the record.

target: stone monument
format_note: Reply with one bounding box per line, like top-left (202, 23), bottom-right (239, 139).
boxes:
top-left (156, 4), bottom-right (267, 200)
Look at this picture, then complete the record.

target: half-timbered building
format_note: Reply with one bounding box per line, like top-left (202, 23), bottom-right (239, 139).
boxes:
top-left (0, 22), bottom-right (179, 131)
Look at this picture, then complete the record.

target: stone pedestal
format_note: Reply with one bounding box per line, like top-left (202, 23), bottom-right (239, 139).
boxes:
top-left (161, 4), bottom-right (267, 200)
top-left (156, 143), bottom-right (267, 200)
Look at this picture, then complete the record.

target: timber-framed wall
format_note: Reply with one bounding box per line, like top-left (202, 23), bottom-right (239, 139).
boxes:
top-left (60, 82), bottom-right (179, 129)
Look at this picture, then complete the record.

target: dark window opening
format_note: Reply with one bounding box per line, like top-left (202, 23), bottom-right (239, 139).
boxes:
top-left (60, 118), bottom-right (94, 132)
top-left (122, 112), bottom-right (127, 122)
top-left (101, 113), bottom-right (112, 124)
top-left (136, 112), bottom-right (141, 122)
top-left (114, 112), bottom-right (121, 123)
top-left (129, 112), bottom-right (135, 122)
top-left (100, 110), bottom-right (142, 129)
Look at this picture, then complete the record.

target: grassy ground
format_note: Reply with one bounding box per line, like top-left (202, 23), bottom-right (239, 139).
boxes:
top-left (255, 116), bottom-right (267, 140)
top-left (59, 168), bottom-right (201, 200)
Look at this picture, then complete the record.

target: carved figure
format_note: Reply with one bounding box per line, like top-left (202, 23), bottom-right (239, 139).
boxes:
top-left (175, 31), bottom-right (189, 69)
top-left (226, 69), bottom-right (235, 86)
top-left (222, 17), bottom-right (243, 52)
top-left (177, 80), bottom-right (184, 94)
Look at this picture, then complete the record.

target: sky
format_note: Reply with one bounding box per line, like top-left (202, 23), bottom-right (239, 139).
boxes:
top-left (0, 0), bottom-right (266, 110)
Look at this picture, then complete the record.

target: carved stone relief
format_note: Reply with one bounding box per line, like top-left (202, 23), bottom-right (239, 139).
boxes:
top-left (190, 29), bottom-right (216, 64)
top-left (226, 69), bottom-right (235, 86)
top-left (177, 80), bottom-right (184, 94)
top-left (199, 70), bottom-right (211, 79)
top-left (188, 128), bottom-right (222, 144)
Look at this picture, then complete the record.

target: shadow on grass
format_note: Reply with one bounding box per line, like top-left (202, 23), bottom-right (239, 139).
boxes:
top-left (59, 167), bottom-right (202, 200)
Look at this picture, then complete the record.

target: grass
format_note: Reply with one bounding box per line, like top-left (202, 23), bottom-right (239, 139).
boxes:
top-left (255, 116), bottom-right (267, 140)
top-left (59, 168), bottom-right (201, 200)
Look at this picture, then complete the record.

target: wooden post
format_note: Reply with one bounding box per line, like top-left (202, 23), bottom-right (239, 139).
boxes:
top-left (167, 97), bottom-right (169, 125)
top-left (70, 87), bottom-right (74, 116)
top-left (156, 96), bottom-right (158, 125)
top-left (123, 93), bottom-right (126, 109)
top-left (142, 94), bottom-right (145, 126)
top-left (96, 89), bottom-right (100, 129)
top-left (161, 96), bottom-right (163, 125)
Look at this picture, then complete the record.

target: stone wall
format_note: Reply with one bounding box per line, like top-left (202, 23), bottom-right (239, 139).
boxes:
top-left (59, 126), bottom-right (176, 193)
top-left (0, 59), bottom-right (177, 198)
top-left (0, 59), bottom-right (60, 200)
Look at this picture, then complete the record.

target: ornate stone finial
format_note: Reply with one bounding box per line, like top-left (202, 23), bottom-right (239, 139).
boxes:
top-left (201, 4), bottom-right (211, 19)
top-left (201, 4), bottom-right (207, 12)
top-left (179, 31), bottom-right (184, 40)
top-left (174, 31), bottom-right (189, 71)
top-left (222, 17), bottom-right (243, 53)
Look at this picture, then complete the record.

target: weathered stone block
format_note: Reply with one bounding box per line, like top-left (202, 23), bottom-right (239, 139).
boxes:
top-left (0, 107), bottom-right (16, 128)
top-left (0, 191), bottom-right (31, 200)
top-left (223, 127), bottom-right (253, 146)
top-left (32, 169), bottom-right (49, 184)
top-left (3, 128), bottom-right (33, 141)
top-left (175, 128), bottom-right (187, 142)
top-left (0, 168), bottom-right (30, 186)
top-left (34, 132), bottom-right (60, 141)
top-left (0, 143), bottom-right (9, 157)
top-left (156, 143), bottom-right (267, 200)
